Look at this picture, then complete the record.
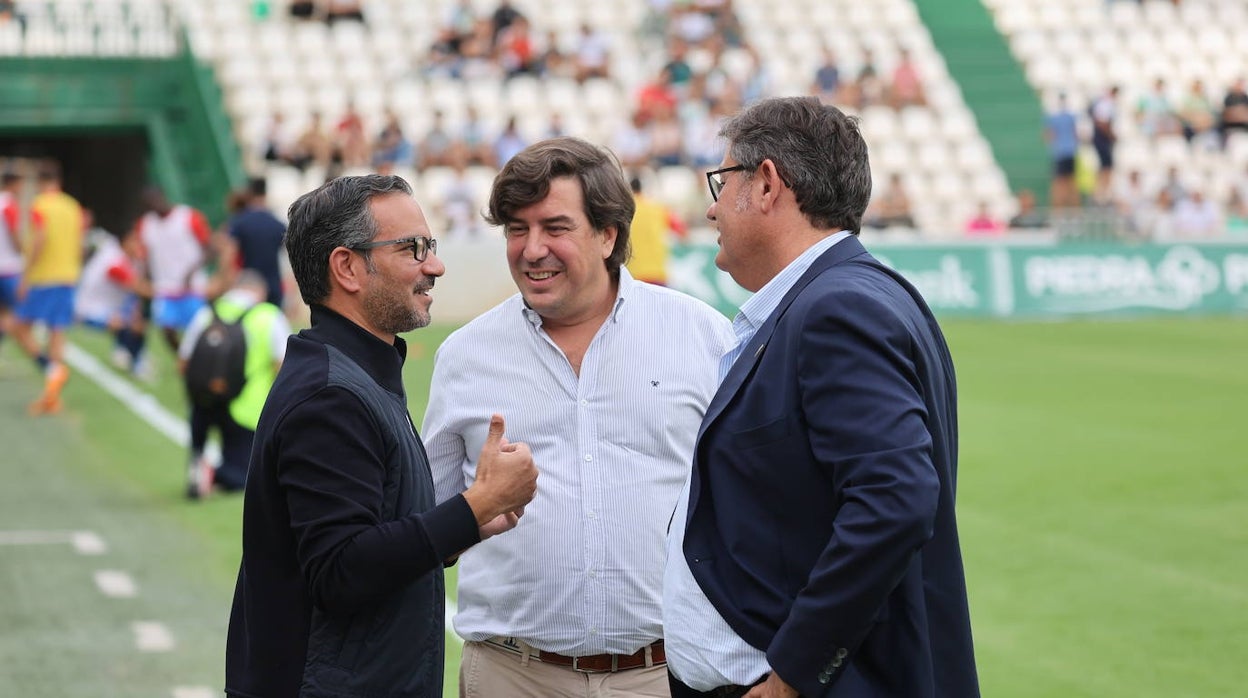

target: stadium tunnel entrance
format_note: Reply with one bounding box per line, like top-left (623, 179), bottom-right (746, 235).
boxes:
top-left (0, 131), bottom-right (151, 238)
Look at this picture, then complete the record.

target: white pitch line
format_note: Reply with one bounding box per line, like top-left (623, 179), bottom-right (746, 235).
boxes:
top-left (65, 341), bottom-right (460, 638)
top-left (72, 530), bottom-right (108, 555)
top-left (171, 687), bottom-right (216, 698)
top-left (0, 530), bottom-right (74, 546)
top-left (131, 621), bottom-right (176, 652)
top-left (94, 570), bottom-right (138, 598)
top-left (0, 529), bottom-right (108, 555)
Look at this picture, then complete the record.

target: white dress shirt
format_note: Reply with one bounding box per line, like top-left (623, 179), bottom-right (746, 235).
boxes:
top-left (424, 269), bottom-right (734, 655)
top-left (664, 231), bottom-right (851, 690)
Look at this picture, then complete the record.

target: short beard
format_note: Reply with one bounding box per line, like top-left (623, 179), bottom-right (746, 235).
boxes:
top-left (363, 275), bottom-right (429, 335)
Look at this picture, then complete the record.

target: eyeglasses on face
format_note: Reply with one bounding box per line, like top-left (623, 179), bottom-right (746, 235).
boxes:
top-left (705, 165), bottom-right (750, 202)
top-left (351, 235), bottom-right (437, 262)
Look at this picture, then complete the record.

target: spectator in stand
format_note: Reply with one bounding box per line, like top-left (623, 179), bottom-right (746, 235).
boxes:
top-left (649, 104), bottom-right (685, 167)
top-left (419, 110), bottom-right (456, 171)
top-left (864, 174), bottom-right (916, 229)
top-left (261, 110), bottom-right (294, 165)
top-left (229, 177), bottom-right (287, 309)
top-left (489, 0), bottom-right (523, 46)
top-left (662, 39), bottom-right (695, 94)
top-left (810, 46), bottom-right (842, 105)
top-left (625, 176), bottom-right (687, 286)
top-left (455, 106), bottom-right (496, 168)
top-left (1008, 190), bottom-right (1049, 229)
top-left (1226, 189), bottom-right (1248, 236)
top-left (334, 101), bottom-right (371, 169)
top-left (288, 111), bottom-right (333, 173)
top-left (613, 111), bottom-right (654, 172)
top-left (324, 0), bottom-right (364, 25)
top-left (889, 48), bottom-right (926, 109)
top-left (288, 0), bottom-right (315, 20)
top-left (850, 48), bottom-right (883, 109)
top-left (439, 154), bottom-right (485, 239)
top-left (1135, 78), bottom-right (1181, 139)
top-left (542, 113), bottom-right (566, 139)
top-left (11, 161), bottom-right (82, 415)
top-left (1089, 85), bottom-right (1120, 203)
top-left (573, 22), bottom-right (611, 83)
top-left (671, 3), bottom-right (715, 47)
top-left (1220, 77), bottom-right (1248, 146)
top-left (636, 65), bottom-right (679, 122)
top-left (443, 0), bottom-right (477, 53)
top-left (134, 185), bottom-right (212, 353)
top-left (1114, 168), bottom-right (1153, 234)
top-left (1172, 190), bottom-right (1221, 238)
top-left (1045, 92), bottom-right (1081, 208)
top-left (493, 116), bottom-right (528, 167)
top-left (964, 202), bottom-right (1005, 237)
top-left (1178, 79), bottom-right (1218, 148)
top-left (1137, 189), bottom-right (1176, 240)
top-left (372, 109), bottom-right (415, 171)
top-left (498, 15), bottom-right (537, 78)
top-left (536, 29), bottom-right (570, 78)
top-left (1160, 165), bottom-right (1187, 205)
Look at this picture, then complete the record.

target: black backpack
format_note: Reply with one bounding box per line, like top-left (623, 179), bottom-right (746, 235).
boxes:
top-left (184, 302), bottom-right (254, 408)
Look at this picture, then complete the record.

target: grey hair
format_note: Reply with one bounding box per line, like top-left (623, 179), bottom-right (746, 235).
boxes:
top-left (285, 174), bottom-right (413, 305)
top-left (720, 96), bottom-right (872, 233)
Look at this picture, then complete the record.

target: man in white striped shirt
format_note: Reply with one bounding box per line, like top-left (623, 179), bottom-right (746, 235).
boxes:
top-left (423, 137), bottom-right (734, 698)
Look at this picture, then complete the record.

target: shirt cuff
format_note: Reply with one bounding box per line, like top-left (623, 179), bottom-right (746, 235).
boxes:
top-left (422, 493), bottom-right (480, 562)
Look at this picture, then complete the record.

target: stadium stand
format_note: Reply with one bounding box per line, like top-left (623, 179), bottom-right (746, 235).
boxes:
top-left (988, 0), bottom-right (1248, 234)
top-left (5, 0), bottom-right (1244, 238)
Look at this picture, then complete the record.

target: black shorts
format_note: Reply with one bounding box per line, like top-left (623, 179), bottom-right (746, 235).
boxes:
top-left (1053, 156), bottom-right (1075, 177)
top-left (1093, 136), bottom-right (1114, 169)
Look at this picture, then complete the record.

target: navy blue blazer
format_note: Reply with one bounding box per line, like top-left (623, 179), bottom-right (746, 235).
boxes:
top-left (683, 236), bottom-right (979, 697)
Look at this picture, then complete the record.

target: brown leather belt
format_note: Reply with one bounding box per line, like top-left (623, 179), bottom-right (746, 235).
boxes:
top-left (484, 637), bottom-right (666, 673)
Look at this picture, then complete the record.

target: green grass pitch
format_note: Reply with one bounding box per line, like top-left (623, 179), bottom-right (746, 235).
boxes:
top-left (1, 317), bottom-right (1244, 696)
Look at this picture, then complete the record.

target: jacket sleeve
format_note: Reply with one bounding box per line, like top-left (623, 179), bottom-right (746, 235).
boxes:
top-left (765, 287), bottom-right (941, 696)
top-left (274, 386), bottom-right (479, 614)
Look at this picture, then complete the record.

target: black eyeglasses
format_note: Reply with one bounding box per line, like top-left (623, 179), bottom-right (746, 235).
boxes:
top-left (706, 165), bottom-right (750, 202)
top-left (351, 235), bottom-right (437, 262)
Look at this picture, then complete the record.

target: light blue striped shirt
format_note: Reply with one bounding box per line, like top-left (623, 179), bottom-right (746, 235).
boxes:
top-left (423, 268), bottom-right (735, 655)
top-left (664, 231), bottom-right (851, 690)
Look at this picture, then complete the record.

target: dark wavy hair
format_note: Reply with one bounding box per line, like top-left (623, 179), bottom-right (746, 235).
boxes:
top-left (285, 174), bottom-right (413, 305)
top-left (720, 96), bottom-right (872, 234)
top-left (485, 137), bottom-right (634, 277)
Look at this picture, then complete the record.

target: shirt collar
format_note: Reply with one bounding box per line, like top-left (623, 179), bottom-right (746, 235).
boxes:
top-left (305, 304), bottom-right (408, 396)
top-left (734, 231), bottom-right (853, 333)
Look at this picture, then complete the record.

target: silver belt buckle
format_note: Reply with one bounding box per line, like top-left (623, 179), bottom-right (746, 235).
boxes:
top-left (570, 654), bottom-right (618, 673)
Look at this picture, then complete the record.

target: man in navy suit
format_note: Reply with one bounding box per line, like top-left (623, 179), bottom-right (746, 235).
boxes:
top-left (663, 97), bottom-right (979, 698)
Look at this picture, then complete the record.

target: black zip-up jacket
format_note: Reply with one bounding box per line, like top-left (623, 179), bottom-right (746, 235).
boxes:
top-left (226, 306), bottom-right (479, 697)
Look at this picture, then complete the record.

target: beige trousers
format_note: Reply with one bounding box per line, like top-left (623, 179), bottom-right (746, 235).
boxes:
top-left (460, 640), bottom-right (671, 698)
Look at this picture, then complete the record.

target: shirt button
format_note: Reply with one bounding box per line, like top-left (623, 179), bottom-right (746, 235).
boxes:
top-left (589, 627), bottom-right (598, 635)
top-left (581, 399), bottom-right (588, 406)
top-left (584, 454), bottom-right (593, 461)
top-left (587, 511), bottom-right (597, 519)
top-left (588, 569), bottom-right (597, 578)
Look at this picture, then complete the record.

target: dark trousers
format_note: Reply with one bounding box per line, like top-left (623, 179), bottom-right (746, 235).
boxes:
top-left (189, 403), bottom-right (254, 491)
top-left (668, 671), bottom-right (770, 698)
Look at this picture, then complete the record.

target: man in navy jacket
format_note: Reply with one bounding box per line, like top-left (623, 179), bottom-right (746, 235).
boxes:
top-left (663, 97), bottom-right (979, 698)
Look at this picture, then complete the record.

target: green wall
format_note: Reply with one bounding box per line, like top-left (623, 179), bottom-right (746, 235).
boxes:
top-left (912, 0), bottom-right (1050, 204)
top-left (0, 42), bottom-right (244, 227)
